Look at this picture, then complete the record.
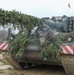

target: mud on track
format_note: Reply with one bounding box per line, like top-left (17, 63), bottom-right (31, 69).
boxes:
top-left (0, 65), bottom-right (66, 75)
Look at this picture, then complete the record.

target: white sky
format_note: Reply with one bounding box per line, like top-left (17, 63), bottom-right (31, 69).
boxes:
top-left (0, 0), bottom-right (74, 18)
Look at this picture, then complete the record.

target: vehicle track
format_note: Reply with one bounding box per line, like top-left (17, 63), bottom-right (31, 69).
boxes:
top-left (2, 52), bottom-right (22, 69)
top-left (61, 55), bottom-right (74, 75)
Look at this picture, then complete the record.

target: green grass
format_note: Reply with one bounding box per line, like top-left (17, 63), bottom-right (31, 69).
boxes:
top-left (0, 59), bottom-right (8, 65)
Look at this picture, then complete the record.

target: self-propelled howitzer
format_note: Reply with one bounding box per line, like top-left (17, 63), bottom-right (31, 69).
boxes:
top-left (0, 17), bottom-right (74, 75)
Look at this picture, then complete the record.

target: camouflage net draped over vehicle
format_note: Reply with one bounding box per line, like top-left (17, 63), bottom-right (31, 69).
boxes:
top-left (8, 23), bottom-right (74, 60)
top-left (54, 31), bottom-right (74, 44)
top-left (9, 31), bottom-right (27, 57)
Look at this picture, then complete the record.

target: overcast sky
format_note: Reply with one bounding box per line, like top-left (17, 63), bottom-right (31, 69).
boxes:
top-left (0, 0), bottom-right (74, 18)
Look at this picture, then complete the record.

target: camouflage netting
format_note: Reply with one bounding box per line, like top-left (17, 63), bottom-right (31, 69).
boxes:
top-left (8, 17), bottom-right (74, 61)
top-left (1, 9), bottom-right (74, 61)
top-left (8, 23), bottom-right (61, 60)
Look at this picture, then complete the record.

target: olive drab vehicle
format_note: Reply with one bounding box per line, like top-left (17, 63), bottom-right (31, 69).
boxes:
top-left (0, 17), bottom-right (74, 75)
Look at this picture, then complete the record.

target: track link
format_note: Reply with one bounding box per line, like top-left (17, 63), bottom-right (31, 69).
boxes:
top-left (2, 51), bottom-right (22, 69)
top-left (61, 55), bottom-right (74, 75)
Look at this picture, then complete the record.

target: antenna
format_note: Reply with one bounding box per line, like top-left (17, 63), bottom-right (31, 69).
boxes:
top-left (68, 3), bottom-right (71, 17)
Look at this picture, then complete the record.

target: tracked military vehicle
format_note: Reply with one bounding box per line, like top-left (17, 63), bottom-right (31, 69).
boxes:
top-left (0, 17), bottom-right (74, 75)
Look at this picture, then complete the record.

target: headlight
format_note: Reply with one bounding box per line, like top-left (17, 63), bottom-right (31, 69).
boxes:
top-left (68, 37), bottom-right (72, 42)
top-left (11, 37), bottom-right (13, 39)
